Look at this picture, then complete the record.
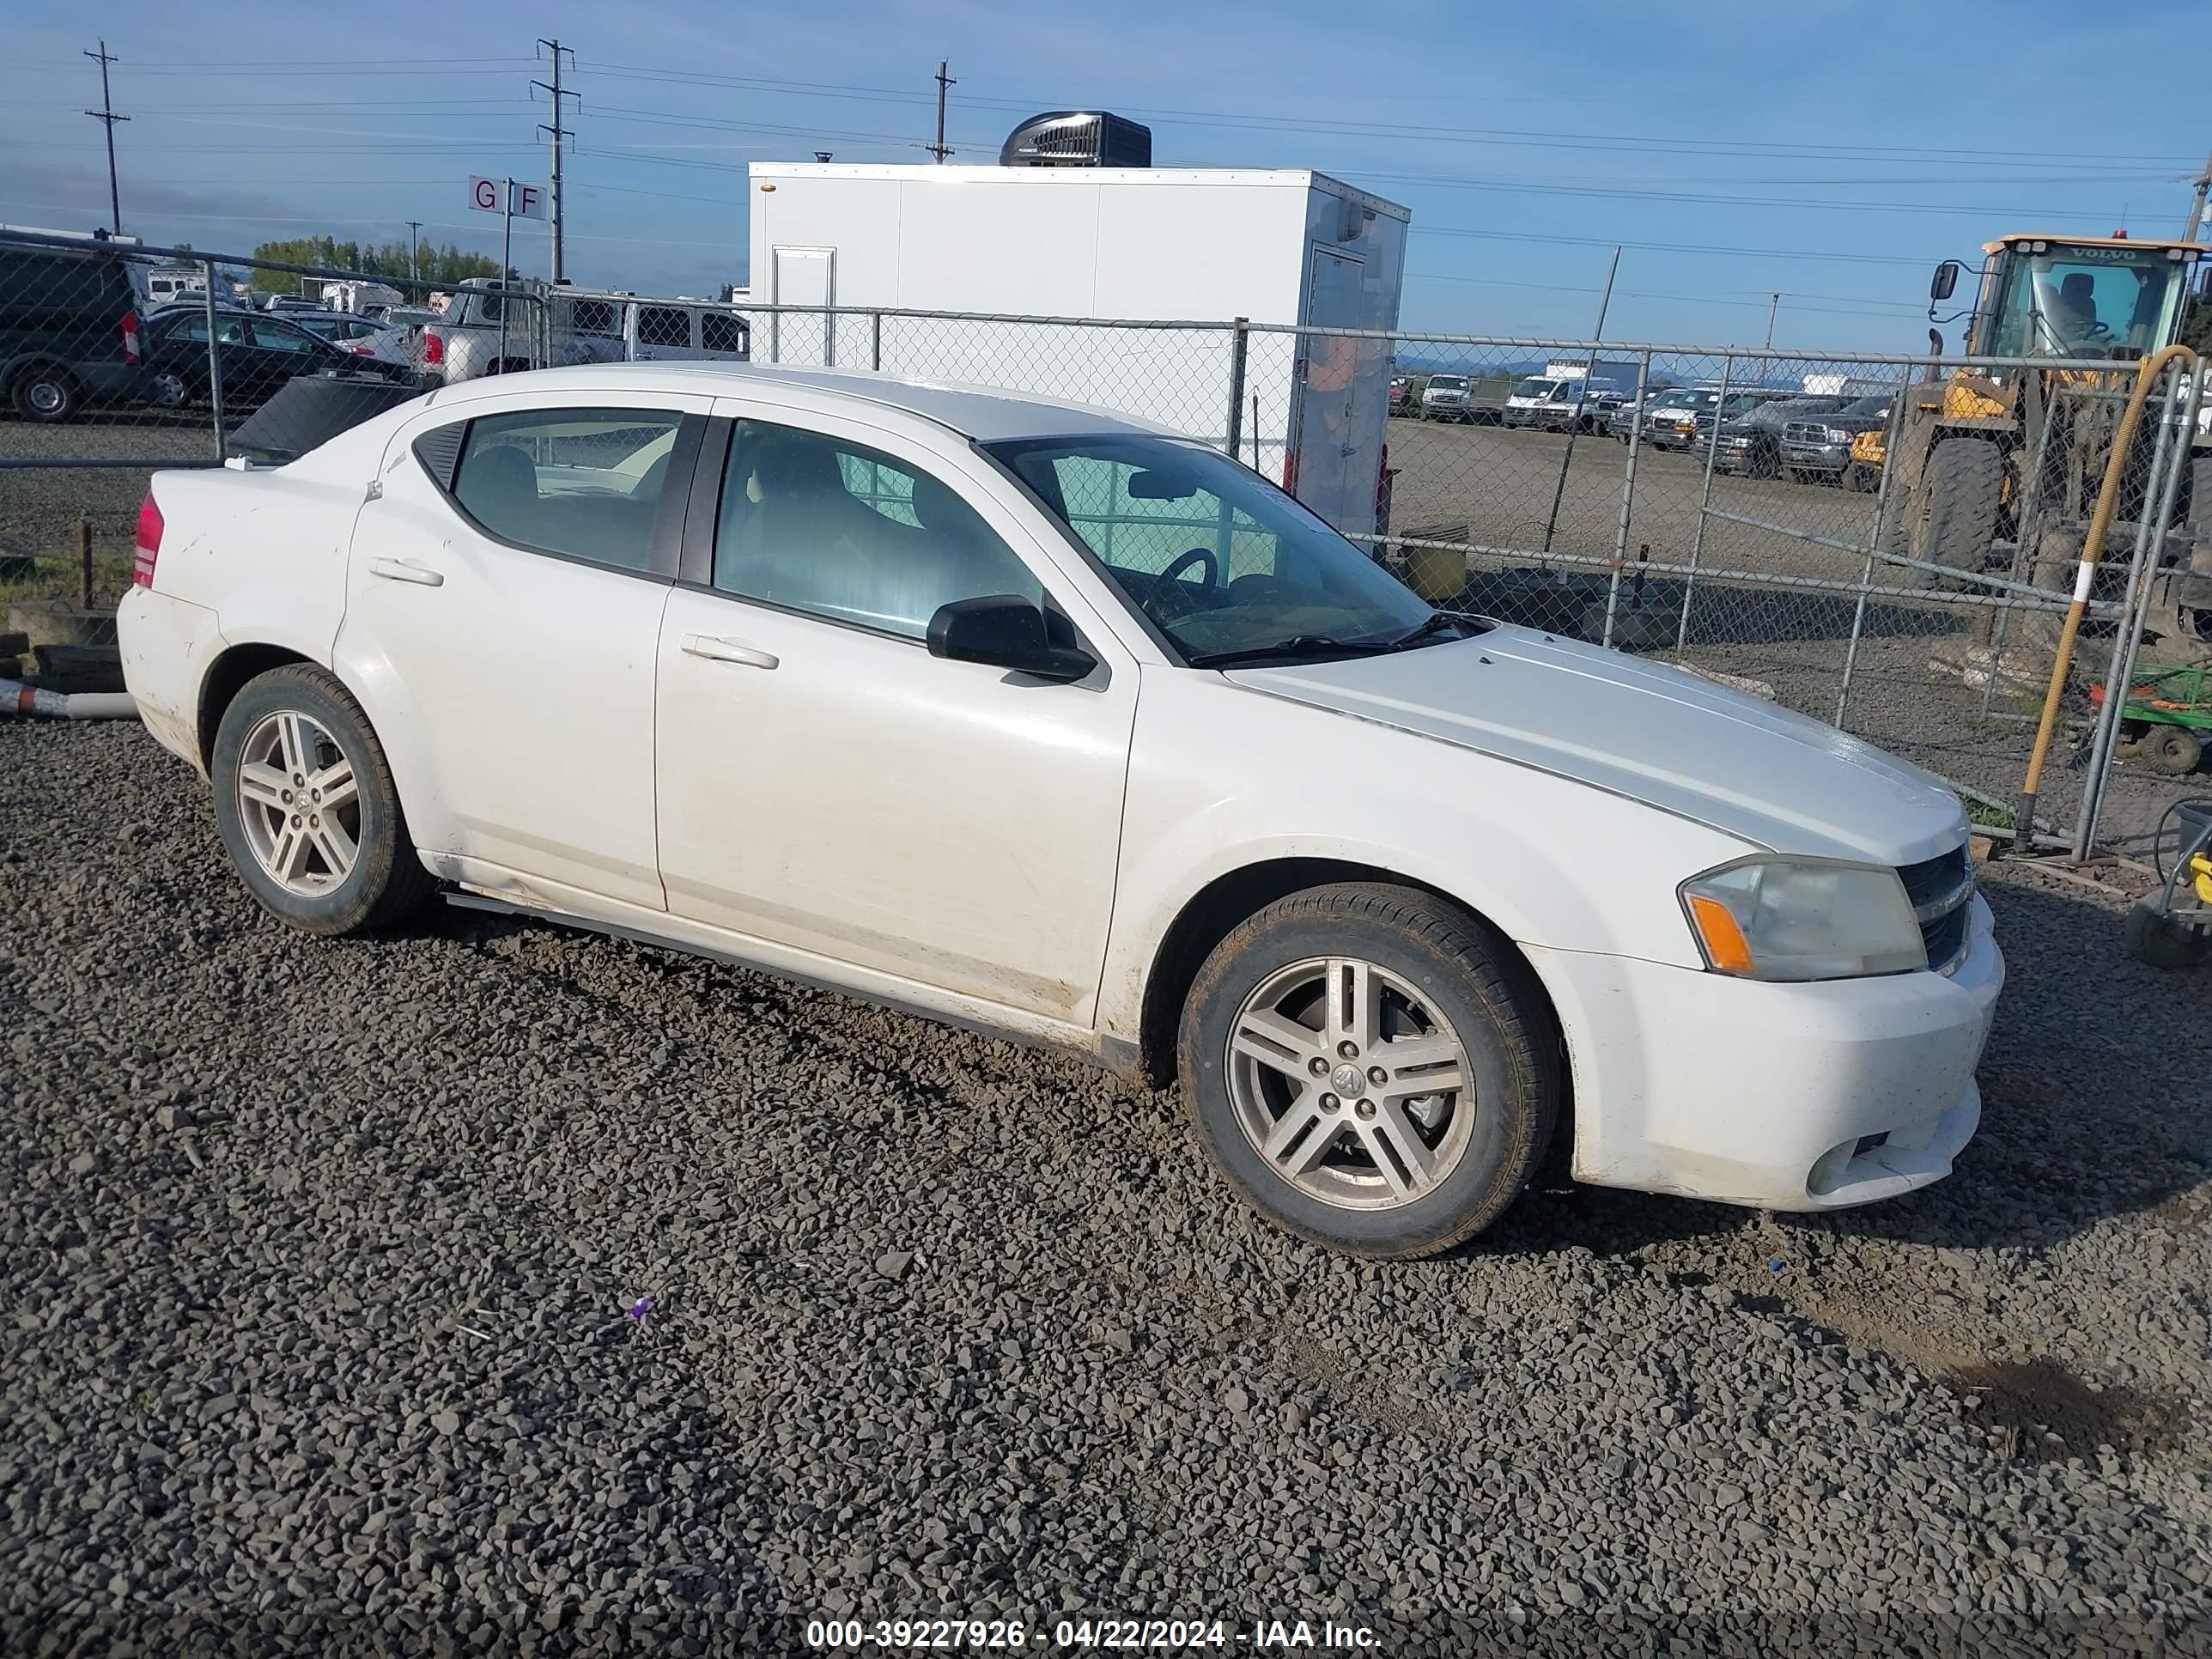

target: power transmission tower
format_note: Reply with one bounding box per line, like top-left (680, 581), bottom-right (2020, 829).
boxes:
top-left (83, 40), bottom-right (128, 235)
top-left (533, 40), bottom-right (579, 282)
top-left (927, 60), bottom-right (956, 163)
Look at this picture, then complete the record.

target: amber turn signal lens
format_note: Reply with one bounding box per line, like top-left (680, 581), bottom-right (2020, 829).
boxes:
top-left (1686, 894), bottom-right (1755, 975)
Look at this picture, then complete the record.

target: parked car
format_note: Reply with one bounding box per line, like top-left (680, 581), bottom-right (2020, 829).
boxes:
top-left (0, 235), bottom-right (149, 421)
top-left (1608, 386), bottom-right (1705, 444)
top-left (1501, 374), bottom-right (1626, 434)
top-left (1389, 374), bottom-right (1412, 413)
top-left (290, 312), bottom-right (394, 348)
top-left (142, 308), bottom-right (417, 408)
top-left (414, 280), bottom-right (623, 384)
top-left (1779, 393), bottom-right (1895, 485)
top-left (1710, 396), bottom-right (1852, 478)
top-left (1643, 387), bottom-right (1796, 452)
top-left (1419, 372), bottom-right (1475, 422)
top-left (118, 363), bottom-right (2000, 1260)
top-left (618, 299), bottom-right (750, 363)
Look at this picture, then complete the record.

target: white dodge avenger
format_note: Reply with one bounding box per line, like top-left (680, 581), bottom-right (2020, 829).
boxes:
top-left (118, 363), bottom-right (2001, 1257)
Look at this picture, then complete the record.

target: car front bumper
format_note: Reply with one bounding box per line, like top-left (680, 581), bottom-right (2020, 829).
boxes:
top-left (1782, 441), bottom-right (1851, 472)
top-left (1528, 895), bottom-right (2002, 1210)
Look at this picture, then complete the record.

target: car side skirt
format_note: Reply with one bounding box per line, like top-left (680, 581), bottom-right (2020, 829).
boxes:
top-left (438, 877), bottom-right (1134, 1083)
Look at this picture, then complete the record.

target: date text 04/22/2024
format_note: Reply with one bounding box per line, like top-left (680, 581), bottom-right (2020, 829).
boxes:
top-left (802, 1618), bottom-right (1383, 1650)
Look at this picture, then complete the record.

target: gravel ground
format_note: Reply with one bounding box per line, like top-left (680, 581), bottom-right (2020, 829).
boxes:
top-left (3, 719), bottom-right (2209, 1657)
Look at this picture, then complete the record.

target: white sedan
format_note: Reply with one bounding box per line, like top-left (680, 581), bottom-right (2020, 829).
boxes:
top-left (117, 363), bottom-right (2002, 1257)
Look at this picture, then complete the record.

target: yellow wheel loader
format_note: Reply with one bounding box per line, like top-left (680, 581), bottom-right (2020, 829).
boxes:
top-left (1889, 234), bottom-right (2210, 656)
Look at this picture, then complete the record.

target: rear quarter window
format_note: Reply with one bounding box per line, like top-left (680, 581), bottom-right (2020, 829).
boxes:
top-left (636, 307), bottom-right (691, 349)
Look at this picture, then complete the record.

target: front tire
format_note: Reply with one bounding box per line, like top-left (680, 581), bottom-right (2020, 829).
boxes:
top-left (210, 664), bottom-right (437, 935)
top-left (1911, 436), bottom-right (2003, 583)
top-left (1177, 884), bottom-right (1559, 1258)
top-left (11, 364), bottom-right (82, 422)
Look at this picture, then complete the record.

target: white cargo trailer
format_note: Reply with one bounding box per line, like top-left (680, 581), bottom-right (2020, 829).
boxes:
top-left (745, 162), bottom-right (1410, 538)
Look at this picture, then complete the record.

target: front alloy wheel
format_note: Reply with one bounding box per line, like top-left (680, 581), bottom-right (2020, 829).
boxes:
top-left (1179, 883), bottom-right (1559, 1257)
top-left (1227, 957), bottom-right (1474, 1209)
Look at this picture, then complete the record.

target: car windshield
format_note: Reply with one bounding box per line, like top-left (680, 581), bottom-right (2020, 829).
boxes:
top-left (1512, 379), bottom-right (1555, 398)
top-left (1428, 375), bottom-right (1467, 390)
top-left (1836, 394), bottom-right (1892, 418)
top-left (987, 434), bottom-right (1472, 668)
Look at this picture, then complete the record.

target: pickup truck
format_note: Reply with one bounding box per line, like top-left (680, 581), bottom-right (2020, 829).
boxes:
top-left (414, 281), bottom-right (622, 385)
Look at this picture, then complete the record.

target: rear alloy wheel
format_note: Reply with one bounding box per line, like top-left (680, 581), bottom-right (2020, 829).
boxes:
top-left (11, 365), bottom-right (82, 422)
top-left (1179, 883), bottom-right (1558, 1257)
top-left (211, 664), bottom-right (436, 935)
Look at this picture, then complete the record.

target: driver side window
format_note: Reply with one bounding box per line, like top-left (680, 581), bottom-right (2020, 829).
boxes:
top-left (1036, 455), bottom-right (1283, 593)
top-left (712, 421), bottom-right (1043, 641)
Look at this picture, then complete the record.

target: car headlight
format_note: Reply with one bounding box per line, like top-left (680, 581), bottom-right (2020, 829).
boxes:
top-left (1821, 426), bottom-right (1850, 443)
top-left (1680, 856), bottom-right (1926, 981)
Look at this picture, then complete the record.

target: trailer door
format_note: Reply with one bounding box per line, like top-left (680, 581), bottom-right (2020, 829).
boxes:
top-left (1291, 246), bottom-right (1366, 533)
top-left (770, 246), bottom-right (835, 366)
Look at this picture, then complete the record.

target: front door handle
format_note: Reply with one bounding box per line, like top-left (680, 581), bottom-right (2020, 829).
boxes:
top-left (368, 556), bottom-right (444, 587)
top-left (680, 632), bottom-right (779, 670)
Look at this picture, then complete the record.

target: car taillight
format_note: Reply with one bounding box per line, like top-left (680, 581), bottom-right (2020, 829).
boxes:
top-left (348, 343), bottom-right (374, 356)
top-left (120, 310), bottom-right (142, 367)
top-left (1282, 450), bottom-right (1298, 496)
top-left (133, 493), bottom-right (163, 588)
top-left (422, 331), bottom-right (445, 365)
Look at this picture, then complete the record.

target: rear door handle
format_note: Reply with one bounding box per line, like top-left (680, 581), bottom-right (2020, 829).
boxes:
top-left (680, 632), bottom-right (779, 670)
top-left (368, 556), bottom-right (444, 587)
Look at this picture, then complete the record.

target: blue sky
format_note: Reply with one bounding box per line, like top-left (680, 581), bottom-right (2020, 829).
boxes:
top-left (3, 0), bottom-right (2206, 349)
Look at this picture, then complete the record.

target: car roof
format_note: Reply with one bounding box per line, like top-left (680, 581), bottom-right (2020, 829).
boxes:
top-left (422, 362), bottom-right (1182, 443)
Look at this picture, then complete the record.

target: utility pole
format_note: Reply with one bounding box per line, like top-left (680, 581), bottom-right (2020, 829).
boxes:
top-left (533, 39), bottom-right (579, 283)
top-left (1764, 292), bottom-right (1780, 349)
top-left (2184, 149), bottom-right (2212, 246)
top-left (403, 221), bottom-right (422, 287)
top-left (1540, 245), bottom-right (1622, 555)
top-left (927, 60), bottom-right (956, 163)
top-left (82, 40), bottom-right (127, 235)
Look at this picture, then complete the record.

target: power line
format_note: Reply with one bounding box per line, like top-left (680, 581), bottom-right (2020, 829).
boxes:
top-left (82, 39), bottom-right (128, 235)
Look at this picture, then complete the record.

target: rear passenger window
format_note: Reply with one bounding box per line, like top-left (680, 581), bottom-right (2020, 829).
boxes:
top-left (449, 408), bottom-right (685, 574)
top-left (713, 421), bottom-right (1042, 638)
top-left (636, 307), bottom-right (690, 349)
top-left (700, 313), bottom-right (748, 356)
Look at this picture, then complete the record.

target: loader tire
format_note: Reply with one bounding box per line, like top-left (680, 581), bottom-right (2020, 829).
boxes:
top-left (1910, 437), bottom-right (2003, 586)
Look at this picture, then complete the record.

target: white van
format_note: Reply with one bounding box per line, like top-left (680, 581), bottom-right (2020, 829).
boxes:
top-left (621, 300), bottom-right (751, 362)
top-left (144, 267), bottom-right (208, 307)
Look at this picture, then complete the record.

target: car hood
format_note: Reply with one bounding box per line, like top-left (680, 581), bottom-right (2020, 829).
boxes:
top-left (1225, 626), bottom-right (1966, 866)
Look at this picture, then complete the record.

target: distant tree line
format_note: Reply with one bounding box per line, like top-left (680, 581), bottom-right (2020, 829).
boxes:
top-left (244, 238), bottom-right (502, 292)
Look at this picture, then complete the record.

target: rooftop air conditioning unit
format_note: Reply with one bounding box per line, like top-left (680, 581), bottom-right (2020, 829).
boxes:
top-left (998, 111), bottom-right (1152, 168)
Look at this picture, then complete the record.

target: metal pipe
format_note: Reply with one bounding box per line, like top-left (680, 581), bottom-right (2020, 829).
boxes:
top-left (1352, 529), bottom-right (2105, 615)
top-left (2017, 343), bottom-right (2198, 838)
top-left (1598, 349), bottom-right (1652, 647)
top-left (1540, 246), bottom-right (1621, 556)
top-left (2074, 362), bottom-right (2203, 858)
top-left (1676, 353), bottom-right (1734, 653)
top-left (202, 264), bottom-right (227, 461)
top-left (871, 310), bottom-right (883, 372)
top-left (1700, 507), bottom-right (2099, 604)
top-left (1834, 380), bottom-right (1909, 728)
top-left (1224, 319), bottom-right (1250, 461)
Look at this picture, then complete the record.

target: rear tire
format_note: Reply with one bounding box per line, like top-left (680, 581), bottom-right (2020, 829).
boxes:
top-left (1177, 883), bottom-right (1559, 1258)
top-left (210, 664), bottom-right (437, 935)
top-left (1911, 437), bottom-right (2004, 584)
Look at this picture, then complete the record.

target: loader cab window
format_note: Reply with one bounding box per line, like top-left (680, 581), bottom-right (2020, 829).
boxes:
top-left (1986, 245), bottom-right (2189, 359)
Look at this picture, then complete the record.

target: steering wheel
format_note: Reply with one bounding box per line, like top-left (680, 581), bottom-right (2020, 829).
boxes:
top-left (1143, 547), bottom-right (1218, 616)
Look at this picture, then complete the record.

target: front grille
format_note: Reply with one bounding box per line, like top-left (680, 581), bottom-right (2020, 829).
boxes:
top-left (1897, 843), bottom-right (1973, 974)
top-left (1784, 422), bottom-right (1830, 444)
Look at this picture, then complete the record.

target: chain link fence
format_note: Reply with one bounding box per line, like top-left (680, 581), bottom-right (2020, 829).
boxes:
top-left (6, 228), bottom-right (2206, 855)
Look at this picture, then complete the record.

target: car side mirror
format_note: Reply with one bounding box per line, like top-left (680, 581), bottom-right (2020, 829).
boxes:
top-left (927, 595), bottom-right (1096, 684)
top-left (1930, 261), bottom-right (1961, 302)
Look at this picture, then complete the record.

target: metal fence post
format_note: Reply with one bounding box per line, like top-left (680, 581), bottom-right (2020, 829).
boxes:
top-left (2073, 362), bottom-right (2199, 858)
top-left (1598, 349), bottom-right (1653, 648)
top-left (871, 310), bottom-right (883, 372)
top-left (1224, 317), bottom-right (1251, 463)
top-left (1833, 384), bottom-right (1908, 727)
top-left (202, 262), bottom-right (227, 460)
top-left (1673, 353), bottom-right (1732, 653)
